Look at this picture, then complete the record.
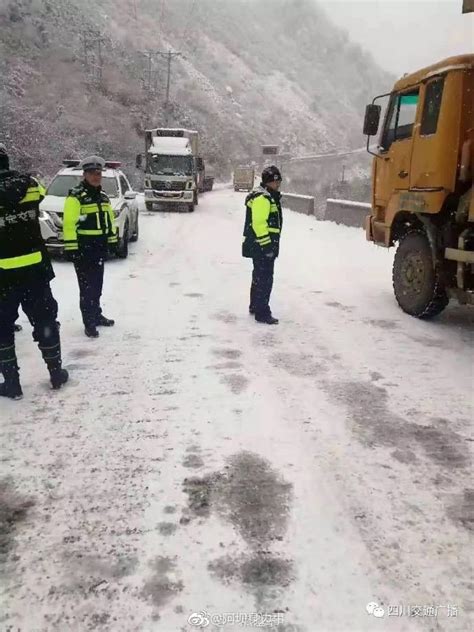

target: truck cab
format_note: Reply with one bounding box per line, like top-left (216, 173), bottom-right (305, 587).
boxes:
top-left (140, 128), bottom-right (200, 213)
top-left (363, 54), bottom-right (473, 317)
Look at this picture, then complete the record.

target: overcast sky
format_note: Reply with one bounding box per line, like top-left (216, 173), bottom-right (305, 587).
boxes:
top-left (318, 0), bottom-right (473, 75)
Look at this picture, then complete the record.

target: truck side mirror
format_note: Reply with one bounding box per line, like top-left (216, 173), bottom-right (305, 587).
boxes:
top-left (135, 153), bottom-right (143, 169)
top-left (363, 104), bottom-right (381, 136)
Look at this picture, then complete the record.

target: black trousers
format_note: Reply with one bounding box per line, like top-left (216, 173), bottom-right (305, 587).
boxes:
top-left (0, 279), bottom-right (60, 372)
top-left (250, 256), bottom-right (275, 318)
top-left (74, 258), bottom-right (104, 328)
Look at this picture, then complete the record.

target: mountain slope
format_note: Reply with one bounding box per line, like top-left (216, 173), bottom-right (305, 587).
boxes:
top-left (0, 0), bottom-right (392, 180)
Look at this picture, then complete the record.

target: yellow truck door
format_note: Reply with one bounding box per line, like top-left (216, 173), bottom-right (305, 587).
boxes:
top-left (410, 71), bottom-right (467, 192)
top-left (374, 90), bottom-right (419, 208)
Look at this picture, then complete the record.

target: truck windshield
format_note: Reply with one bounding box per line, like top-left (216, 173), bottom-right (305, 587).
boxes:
top-left (148, 155), bottom-right (193, 176)
top-left (46, 175), bottom-right (119, 198)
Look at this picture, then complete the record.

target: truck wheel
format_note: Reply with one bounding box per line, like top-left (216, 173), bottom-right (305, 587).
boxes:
top-left (392, 229), bottom-right (449, 319)
top-left (188, 203), bottom-right (195, 213)
top-left (194, 190), bottom-right (199, 206)
top-left (116, 222), bottom-right (130, 259)
top-left (145, 202), bottom-right (153, 212)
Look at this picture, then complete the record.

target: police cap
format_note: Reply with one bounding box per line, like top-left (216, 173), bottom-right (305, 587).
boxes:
top-left (80, 155), bottom-right (105, 172)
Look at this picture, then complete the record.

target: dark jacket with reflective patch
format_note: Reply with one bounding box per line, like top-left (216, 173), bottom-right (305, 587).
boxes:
top-left (242, 185), bottom-right (282, 259)
top-left (0, 170), bottom-right (53, 294)
top-left (63, 180), bottom-right (117, 261)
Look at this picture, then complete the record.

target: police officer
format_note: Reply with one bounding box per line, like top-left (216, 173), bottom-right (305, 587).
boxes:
top-left (63, 156), bottom-right (118, 338)
top-left (0, 144), bottom-right (69, 399)
top-left (242, 165), bottom-right (283, 325)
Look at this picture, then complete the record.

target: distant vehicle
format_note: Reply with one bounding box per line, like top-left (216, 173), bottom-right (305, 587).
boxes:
top-left (233, 166), bottom-right (255, 192)
top-left (363, 53), bottom-right (473, 317)
top-left (137, 128), bottom-right (203, 213)
top-left (202, 175), bottom-right (214, 192)
top-left (39, 160), bottom-right (139, 259)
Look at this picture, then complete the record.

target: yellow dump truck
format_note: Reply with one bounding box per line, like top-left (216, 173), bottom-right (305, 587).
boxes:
top-left (363, 54), bottom-right (473, 318)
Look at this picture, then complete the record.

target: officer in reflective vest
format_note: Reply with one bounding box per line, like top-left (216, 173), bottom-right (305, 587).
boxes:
top-left (63, 156), bottom-right (118, 338)
top-left (0, 144), bottom-right (69, 399)
top-left (242, 165), bottom-right (283, 324)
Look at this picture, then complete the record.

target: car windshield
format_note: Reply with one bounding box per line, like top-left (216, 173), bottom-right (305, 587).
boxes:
top-left (46, 175), bottom-right (119, 198)
top-left (148, 155), bottom-right (193, 176)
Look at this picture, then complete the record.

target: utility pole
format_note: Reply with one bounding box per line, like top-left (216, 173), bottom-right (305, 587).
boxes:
top-left (96, 35), bottom-right (104, 84)
top-left (81, 31), bottom-right (105, 85)
top-left (142, 50), bottom-right (182, 121)
top-left (162, 50), bottom-right (182, 125)
top-left (81, 32), bottom-right (89, 70)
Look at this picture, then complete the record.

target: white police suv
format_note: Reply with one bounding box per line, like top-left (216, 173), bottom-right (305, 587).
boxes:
top-left (39, 160), bottom-right (139, 258)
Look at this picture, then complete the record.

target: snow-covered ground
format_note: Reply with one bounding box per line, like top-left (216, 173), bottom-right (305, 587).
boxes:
top-left (1, 188), bottom-right (473, 632)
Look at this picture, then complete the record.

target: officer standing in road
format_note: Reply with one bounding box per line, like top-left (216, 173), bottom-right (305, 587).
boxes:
top-left (242, 165), bottom-right (283, 325)
top-left (63, 156), bottom-right (117, 338)
top-left (0, 144), bottom-right (69, 399)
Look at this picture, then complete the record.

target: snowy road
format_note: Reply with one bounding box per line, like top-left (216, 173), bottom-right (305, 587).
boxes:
top-left (1, 187), bottom-right (473, 632)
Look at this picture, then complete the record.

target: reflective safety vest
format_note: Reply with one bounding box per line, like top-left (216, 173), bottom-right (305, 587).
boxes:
top-left (242, 186), bottom-right (283, 259)
top-left (0, 171), bottom-right (52, 290)
top-left (63, 181), bottom-right (118, 254)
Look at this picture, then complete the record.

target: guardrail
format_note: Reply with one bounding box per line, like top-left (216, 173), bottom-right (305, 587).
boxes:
top-left (282, 192), bottom-right (315, 216)
top-left (324, 198), bottom-right (371, 228)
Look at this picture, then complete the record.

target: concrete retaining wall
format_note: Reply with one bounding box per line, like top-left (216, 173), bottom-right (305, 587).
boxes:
top-left (324, 198), bottom-right (371, 228)
top-left (282, 192), bottom-right (315, 216)
top-left (281, 193), bottom-right (371, 230)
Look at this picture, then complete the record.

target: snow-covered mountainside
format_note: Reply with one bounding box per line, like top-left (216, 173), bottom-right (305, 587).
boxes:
top-left (0, 0), bottom-right (392, 179)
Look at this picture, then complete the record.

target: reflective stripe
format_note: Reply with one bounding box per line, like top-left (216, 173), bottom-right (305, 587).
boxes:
top-left (77, 229), bottom-right (106, 235)
top-left (19, 187), bottom-right (41, 204)
top-left (0, 344), bottom-right (16, 364)
top-left (80, 204), bottom-right (102, 214)
top-left (0, 251), bottom-right (42, 270)
top-left (108, 236), bottom-right (118, 243)
top-left (268, 228), bottom-right (280, 233)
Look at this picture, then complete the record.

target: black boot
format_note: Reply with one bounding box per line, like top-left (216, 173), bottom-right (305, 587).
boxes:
top-left (0, 365), bottom-right (23, 400)
top-left (85, 325), bottom-right (99, 338)
top-left (49, 367), bottom-right (69, 390)
top-left (255, 313), bottom-right (279, 325)
top-left (97, 315), bottom-right (115, 327)
top-left (37, 325), bottom-right (69, 390)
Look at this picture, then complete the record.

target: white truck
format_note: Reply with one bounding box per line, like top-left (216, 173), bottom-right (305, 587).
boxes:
top-left (233, 166), bottom-right (255, 192)
top-left (137, 128), bottom-right (202, 213)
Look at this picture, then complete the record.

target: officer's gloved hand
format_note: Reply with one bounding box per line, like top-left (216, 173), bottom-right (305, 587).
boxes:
top-left (262, 244), bottom-right (275, 259)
